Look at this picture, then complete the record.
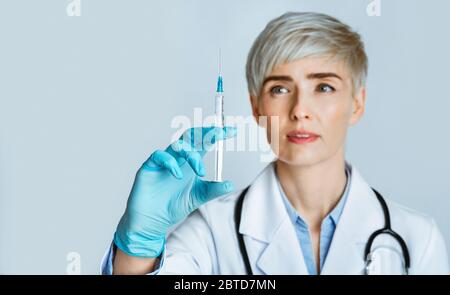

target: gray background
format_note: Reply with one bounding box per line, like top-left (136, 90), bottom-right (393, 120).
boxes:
top-left (1, 0), bottom-right (449, 274)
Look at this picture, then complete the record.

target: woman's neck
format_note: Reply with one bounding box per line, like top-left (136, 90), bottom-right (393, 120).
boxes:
top-left (275, 151), bottom-right (348, 230)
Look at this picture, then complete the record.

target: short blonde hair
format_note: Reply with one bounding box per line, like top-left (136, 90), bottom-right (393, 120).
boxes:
top-left (246, 12), bottom-right (368, 97)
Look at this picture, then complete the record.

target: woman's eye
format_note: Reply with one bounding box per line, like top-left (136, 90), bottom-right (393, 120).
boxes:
top-left (270, 86), bottom-right (289, 95)
top-left (316, 84), bottom-right (335, 93)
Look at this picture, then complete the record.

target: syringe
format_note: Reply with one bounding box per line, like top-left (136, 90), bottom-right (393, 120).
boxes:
top-left (214, 50), bottom-right (224, 182)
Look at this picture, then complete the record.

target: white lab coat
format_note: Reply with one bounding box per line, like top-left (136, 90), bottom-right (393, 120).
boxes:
top-left (102, 161), bottom-right (449, 275)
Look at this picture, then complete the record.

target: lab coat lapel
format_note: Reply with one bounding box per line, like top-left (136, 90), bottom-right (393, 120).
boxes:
top-left (321, 165), bottom-right (385, 275)
top-left (256, 217), bottom-right (309, 274)
top-left (239, 162), bottom-right (308, 275)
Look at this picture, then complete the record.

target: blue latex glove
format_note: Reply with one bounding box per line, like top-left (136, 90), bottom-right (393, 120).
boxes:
top-left (114, 126), bottom-right (237, 258)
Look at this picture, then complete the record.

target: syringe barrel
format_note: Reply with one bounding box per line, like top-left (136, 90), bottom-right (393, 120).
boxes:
top-left (214, 93), bottom-right (224, 182)
top-left (215, 93), bottom-right (224, 127)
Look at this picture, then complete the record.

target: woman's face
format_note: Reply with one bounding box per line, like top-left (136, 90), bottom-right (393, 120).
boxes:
top-left (250, 56), bottom-right (366, 167)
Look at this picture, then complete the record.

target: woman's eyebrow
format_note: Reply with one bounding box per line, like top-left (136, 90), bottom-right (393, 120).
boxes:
top-left (262, 73), bottom-right (342, 87)
top-left (262, 75), bottom-right (293, 87)
top-left (306, 72), bottom-right (342, 80)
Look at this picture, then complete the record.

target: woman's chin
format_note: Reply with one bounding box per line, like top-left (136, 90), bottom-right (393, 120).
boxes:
top-left (276, 153), bottom-right (321, 167)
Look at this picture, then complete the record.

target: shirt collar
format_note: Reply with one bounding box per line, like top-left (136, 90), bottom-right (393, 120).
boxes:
top-left (276, 162), bottom-right (352, 227)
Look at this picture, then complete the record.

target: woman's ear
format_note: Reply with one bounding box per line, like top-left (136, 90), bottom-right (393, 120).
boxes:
top-left (349, 87), bottom-right (366, 125)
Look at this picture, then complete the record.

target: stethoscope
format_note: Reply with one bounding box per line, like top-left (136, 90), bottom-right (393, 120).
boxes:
top-left (234, 186), bottom-right (411, 275)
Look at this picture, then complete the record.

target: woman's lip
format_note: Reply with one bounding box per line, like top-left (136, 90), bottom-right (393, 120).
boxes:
top-left (287, 129), bottom-right (319, 137)
top-left (287, 134), bottom-right (319, 144)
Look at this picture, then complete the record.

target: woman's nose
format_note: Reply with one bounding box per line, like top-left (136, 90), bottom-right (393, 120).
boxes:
top-left (289, 92), bottom-right (311, 121)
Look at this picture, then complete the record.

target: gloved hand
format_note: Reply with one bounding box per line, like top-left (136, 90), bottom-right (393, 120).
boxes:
top-left (114, 126), bottom-right (237, 258)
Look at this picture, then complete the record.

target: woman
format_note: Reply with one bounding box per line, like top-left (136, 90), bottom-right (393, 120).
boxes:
top-left (102, 12), bottom-right (449, 275)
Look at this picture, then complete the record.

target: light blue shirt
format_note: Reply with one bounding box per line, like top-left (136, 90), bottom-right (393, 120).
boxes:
top-left (276, 165), bottom-right (351, 275)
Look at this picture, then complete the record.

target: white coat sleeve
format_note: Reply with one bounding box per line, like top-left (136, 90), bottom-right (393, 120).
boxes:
top-left (415, 219), bottom-right (450, 275)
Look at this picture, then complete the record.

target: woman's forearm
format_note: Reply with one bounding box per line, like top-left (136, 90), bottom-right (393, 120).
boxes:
top-left (113, 247), bottom-right (159, 275)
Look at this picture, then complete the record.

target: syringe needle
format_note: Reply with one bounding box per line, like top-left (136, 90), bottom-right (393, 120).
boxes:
top-left (218, 48), bottom-right (221, 75)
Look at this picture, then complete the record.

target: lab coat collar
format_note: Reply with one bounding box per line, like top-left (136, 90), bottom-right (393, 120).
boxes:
top-left (238, 160), bottom-right (385, 275)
